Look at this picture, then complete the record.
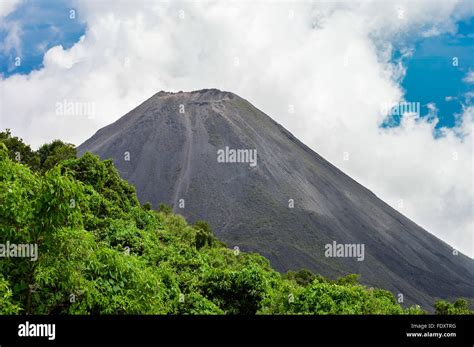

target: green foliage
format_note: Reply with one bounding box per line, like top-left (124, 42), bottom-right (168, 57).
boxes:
top-left (194, 220), bottom-right (217, 249)
top-left (404, 305), bottom-right (425, 315)
top-left (158, 203), bottom-right (172, 214)
top-left (37, 140), bottom-right (77, 172)
top-left (0, 275), bottom-right (21, 314)
top-left (0, 131), bottom-right (77, 172)
top-left (0, 134), bottom-right (470, 315)
top-left (0, 146), bottom-right (85, 313)
top-left (263, 276), bottom-right (419, 315)
top-left (435, 299), bottom-right (472, 315)
top-left (337, 274), bottom-right (360, 286)
top-left (201, 264), bottom-right (270, 314)
top-left (284, 269), bottom-right (317, 287)
top-left (0, 129), bottom-right (39, 169)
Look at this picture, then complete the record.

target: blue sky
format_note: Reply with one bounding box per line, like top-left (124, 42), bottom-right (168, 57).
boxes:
top-left (0, 0), bottom-right (85, 76)
top-left (386, 17), bottom-right (474, 131)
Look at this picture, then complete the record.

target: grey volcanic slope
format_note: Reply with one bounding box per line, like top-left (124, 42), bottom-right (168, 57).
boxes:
top-left (79, 89), bottom-right (474, 310)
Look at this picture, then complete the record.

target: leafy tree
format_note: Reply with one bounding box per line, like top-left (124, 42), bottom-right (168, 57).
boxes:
top-left (158, 203), bottom-right (172, 214)
top-left (0, 144), bottom-right (84, 313)
top-left (37, 140), bottom-right (77, 172)
top-left (194, 220), bottom-right (216, 249)
top-left (284, 269), bottom-right (317, 286)
top-left (201, 265), bottom-right (269, 314)
top-left (142, 202), bottom-right (152, 210)
top-left (337, 274), bottom-right (360, 286)
top-left (453, 298), bottom-right (470, 312)
top-left (170, 292), bottom-right (223, 315)
top-left (0, 275), bottom-right (21, 314)
top-left (435, 299), bottom-right (471, 315)
top-left (0, 129), bottom-right (39, 169)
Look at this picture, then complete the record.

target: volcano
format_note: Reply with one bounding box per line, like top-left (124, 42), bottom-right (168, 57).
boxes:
top-left (78, 89), bottom-right (474, 310)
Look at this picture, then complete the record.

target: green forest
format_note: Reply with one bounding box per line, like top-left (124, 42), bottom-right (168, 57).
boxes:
top-left (0, 130), bottom-right (471, 315)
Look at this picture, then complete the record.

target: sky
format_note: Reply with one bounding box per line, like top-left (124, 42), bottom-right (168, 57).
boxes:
top-left (0, 0), bottom-right (473, 257)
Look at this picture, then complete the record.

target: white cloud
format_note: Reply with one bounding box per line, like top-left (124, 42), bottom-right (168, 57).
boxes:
top-left (464, 70), bottom-right (474, 83)
top-left (0, 0), bottom-right (21, 18)
top-left (0, 0), bottom-right (23, 70)
top-left (0, 20), bottom-right (22, 56)
top-left (0, 0), bottom-right (472, 256)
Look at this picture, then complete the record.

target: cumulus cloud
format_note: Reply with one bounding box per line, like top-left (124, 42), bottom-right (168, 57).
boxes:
top-left (464, 70), bottom-right (474, 83)
top-left (0, 0), bottom-right (472, 256)
top-left (0, 0), bottom-right (21, 18)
